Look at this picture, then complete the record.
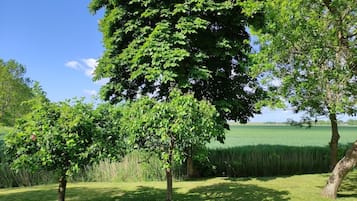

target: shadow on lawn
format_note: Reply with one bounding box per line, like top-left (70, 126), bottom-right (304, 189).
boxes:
top-left (115, 183), bottom-right (289, 201)
top-left (337, 170), bottom-right (357, 199)
top-left (0, 182), bottom-right (289, 201)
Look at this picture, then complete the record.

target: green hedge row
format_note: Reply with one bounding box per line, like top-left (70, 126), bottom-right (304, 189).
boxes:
top-left (195, 145), bottom-right (349, 177)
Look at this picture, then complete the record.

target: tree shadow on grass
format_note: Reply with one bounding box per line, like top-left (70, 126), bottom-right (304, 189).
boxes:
top-left (0, 182), bottom-right (290, 201)
top-left (184, 183), bottom-right (289, 201)
top-left (337, 170), bottom-right (357, 199)
top-left (118, 183), bottom-right (290, 201)
top-left (0, 186), bottom-right (126, 201)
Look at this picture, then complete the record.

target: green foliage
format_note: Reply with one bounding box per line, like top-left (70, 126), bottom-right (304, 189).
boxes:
top-left (247, 0), bottom-right (356, 117)
top-left (89, 0), bottom-right (265, 124)
top-left (121, 90), bottom-right (225, 169)
top-left (5, 98), bottom-right (125, 178)
top-left (0, 59), bottom-right (33, 126)
top-left (346, 119), bottom-right (357, 126)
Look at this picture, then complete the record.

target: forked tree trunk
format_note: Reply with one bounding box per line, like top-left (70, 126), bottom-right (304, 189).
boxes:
top-left (322, 140), bottom-right (357, 199)
top-left (329, 113), bottom-right (340, 170)
top-left (58, 175), bottom-right (67, 201)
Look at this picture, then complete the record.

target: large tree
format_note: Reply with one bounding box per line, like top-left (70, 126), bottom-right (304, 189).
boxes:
top-left (121, 90), bottom-right (224, 201)
top-left (5, 97), bottom-right (125, 201)
top-left (247, 0), bottom-right (356, 169)
top-left (0, 59), bottom-right (33, 126)
top-left (89, 0), bottom-right (265, 126)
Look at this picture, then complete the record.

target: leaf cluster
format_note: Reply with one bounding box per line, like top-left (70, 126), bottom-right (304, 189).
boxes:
top-left (5, 98), bottom-right (125, 176)
top-left (0, 59), bottom-right (33, 126)
top-left (248, 0), bottom-right (356, 117)
top-left (89, 0), bottom-right (265, 124)
top-left (121, 89), bottom-right (225, 168)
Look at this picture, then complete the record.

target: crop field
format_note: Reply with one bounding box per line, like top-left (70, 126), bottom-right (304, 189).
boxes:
top-left (209, 124), bottom-right (357, 148)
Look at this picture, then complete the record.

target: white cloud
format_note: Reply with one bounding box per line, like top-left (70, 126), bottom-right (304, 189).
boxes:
top-left (82, 58), bottom-right (98, 77)
top-left (84, 89), bottom-right (97, 96)
top-left (65, 58), bottom-right (98, 78)
top-left (65, 61), bottom-right (81, 70)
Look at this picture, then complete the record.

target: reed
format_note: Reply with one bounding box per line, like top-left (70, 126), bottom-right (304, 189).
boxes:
top-left (196, 144), bottom-right (350, 177)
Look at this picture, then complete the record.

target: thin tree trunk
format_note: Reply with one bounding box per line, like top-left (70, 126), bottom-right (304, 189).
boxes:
top-left (58, 175), bottom-right (67, 201)
top-left (166, 138), bottom-right (174, 201)
top-left (322, 140), bottom-right (357, 199)
top-left (186, 155), bottom-right (195, 178)
top-left (166, 166), bottom-right (173, 201)
top-left (329, 113), bottom-right (340, 170)
top-left (186, 145), bottom-right (198, 178)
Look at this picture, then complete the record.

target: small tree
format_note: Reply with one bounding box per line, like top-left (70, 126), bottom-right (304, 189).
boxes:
top-left (121, 90), bottom-right (224, 201)
top-left (5, 98), bottom-right (124, 201)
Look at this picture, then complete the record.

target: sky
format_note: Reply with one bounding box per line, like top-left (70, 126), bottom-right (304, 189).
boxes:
top-left (0, 1), bottom-right (347, 123)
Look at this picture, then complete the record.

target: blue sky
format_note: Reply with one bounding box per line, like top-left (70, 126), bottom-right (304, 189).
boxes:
top-left (0, 0), bottom-right (103, 101)
top-left (0, 0), bottom-right (333, 123)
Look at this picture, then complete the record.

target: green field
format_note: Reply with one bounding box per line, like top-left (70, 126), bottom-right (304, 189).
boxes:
top-left (209, 125), bottom-right (357, 148)
top-left (1, 171), bottom-right (357, 201)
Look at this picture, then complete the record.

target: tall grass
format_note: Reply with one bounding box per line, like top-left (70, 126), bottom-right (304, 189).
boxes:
top-left (73, 151), bottom-right (169, 182)
top-left (197, 144), bottom-right (350, 177)
top-left (0, 164), bottom-right (56, 188)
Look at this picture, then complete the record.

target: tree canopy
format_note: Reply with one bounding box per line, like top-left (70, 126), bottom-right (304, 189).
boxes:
top-left (247, 0), bottom-right (356, 168)
top-left (121, 89), bottom-right (224, 201)
top-left (249, 0), bottom-right (356, 117)
top-left (89, 0), bottom-right (265, 126)
top-left (0, 59), bottom-right (33, 126)
top-left (244, 0), bottom-right (356, 198)
top-left (5, 97), bottom-right (125, 201)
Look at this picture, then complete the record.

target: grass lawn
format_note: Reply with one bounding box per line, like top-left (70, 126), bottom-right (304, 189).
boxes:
top-left (209, 125), bottom-right (357, 148)
top-left (1, 171), bottom-right (357, 201)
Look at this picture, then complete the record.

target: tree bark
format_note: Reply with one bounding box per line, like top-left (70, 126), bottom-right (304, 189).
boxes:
top-left (186, 155), bottom-right (195, 178)
top-left (58, 175), bottom-right (67, 201)
top-left (329, 113), bottom-right (340, 170)
top-left (322, 140), bottom-right (357, 199)
top-left (166, 137), bottom-right (174, 201)
top-left (166, 166), bottom-right (173, 201)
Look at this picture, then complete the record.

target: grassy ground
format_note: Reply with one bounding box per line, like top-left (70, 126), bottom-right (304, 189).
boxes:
top-left (1, 171), bottom-right (357, 201)
top-left (209, 125), bottom-right (357, 148)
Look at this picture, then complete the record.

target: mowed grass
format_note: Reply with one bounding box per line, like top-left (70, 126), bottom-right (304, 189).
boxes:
top-left (209, 125), bottom-right (357, 148)
top-left (1, 171), bottom-right (357, 201)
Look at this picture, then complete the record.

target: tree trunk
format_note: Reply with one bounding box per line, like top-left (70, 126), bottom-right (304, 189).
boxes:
top-left (58, 175), bottom-right (67, 201)
top-left (166, 137), bottom-right (174, 201)
top-left (322, 140), bottom-right (357, 199)
top-left (186, 155), bottom-right (195, 178)
top-left (329, 113), bottom-right (340, 170)
top-left (186, 145), bottom-right (199, 178)
top-left (166, 167), bottom-right (173, 201)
